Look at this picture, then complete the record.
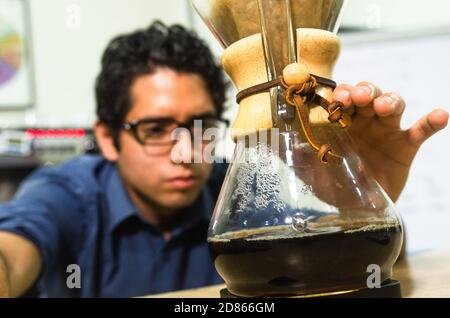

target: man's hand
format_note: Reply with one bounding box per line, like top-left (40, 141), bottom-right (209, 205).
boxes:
top-left (0, 253), bottom-right (11, 297)
top-left (0, 232), bottom-right (42, 298)
top-left (332, 82), bottom-right (449, 202)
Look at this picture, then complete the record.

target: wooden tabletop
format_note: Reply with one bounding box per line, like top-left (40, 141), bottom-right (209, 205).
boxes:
top-left (148, 250), bottom-right (450, 298)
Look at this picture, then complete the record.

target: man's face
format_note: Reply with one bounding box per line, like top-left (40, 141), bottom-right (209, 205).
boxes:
top-left (115, 68), bottom-right (215, 213)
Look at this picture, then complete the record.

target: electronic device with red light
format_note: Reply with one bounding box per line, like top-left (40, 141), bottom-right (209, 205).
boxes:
top-left (0, 127), bottom-right (97, 202)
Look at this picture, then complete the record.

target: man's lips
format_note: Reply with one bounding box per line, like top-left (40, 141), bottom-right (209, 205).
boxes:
top-left (167, 175), bottom-right (200, 190)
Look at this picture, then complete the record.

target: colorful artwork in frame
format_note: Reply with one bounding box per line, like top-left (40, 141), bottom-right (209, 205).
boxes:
top-left (0, 0), bottom-right (33, 109)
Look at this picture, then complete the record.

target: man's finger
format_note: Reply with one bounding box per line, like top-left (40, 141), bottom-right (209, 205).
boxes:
top-left (373, 93), bottom-right (406, 127)
top-left (350, 82), bottom-right (382, 107)
top-left (332, 84), bottom-right (353, 108)
top-left (407, 108), bottom-right (449, 146)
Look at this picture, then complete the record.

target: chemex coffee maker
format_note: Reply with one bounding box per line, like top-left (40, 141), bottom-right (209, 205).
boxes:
top-left (192, 0), bottom-right (403, 297)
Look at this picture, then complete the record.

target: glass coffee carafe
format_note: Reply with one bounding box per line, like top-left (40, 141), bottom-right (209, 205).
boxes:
top-left (192, 0), bottom-right (403, 297)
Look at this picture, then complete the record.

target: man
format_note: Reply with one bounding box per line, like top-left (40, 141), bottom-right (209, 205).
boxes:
top-left (0, 21), bottom-right (448, 298)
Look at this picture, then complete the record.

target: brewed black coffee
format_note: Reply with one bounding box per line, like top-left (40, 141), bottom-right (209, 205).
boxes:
top-left (209, 224), bottom-right (402, 297)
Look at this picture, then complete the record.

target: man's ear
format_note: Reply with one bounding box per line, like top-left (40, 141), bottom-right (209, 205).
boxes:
top-left (94, 122), bottom-right (119, 161)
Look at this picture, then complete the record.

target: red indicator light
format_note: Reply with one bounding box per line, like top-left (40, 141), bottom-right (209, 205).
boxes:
top-left (65, 129), bottom-right (74, 138)
top-left (46, 129), bottom-right (55, 138)
top-left (25, 129), bottom-right (35, 139)
top-left (56, 129), bottom-right (65, 138)
top-left (36, 129), bottom-right (45, 139)
top-left (75, 128), bottom-right (86, 138)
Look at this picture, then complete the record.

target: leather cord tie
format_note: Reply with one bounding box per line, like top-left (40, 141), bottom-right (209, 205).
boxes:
top-left (236, 65), bottom-right (352, 164)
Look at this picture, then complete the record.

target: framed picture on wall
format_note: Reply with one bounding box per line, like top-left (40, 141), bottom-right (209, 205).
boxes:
top-left (0, 0), bottom-right (34, 109)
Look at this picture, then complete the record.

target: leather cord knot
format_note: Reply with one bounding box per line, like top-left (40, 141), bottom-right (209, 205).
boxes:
top-left (236, 66), bottom-right (351, 164)
top-left (284, 81), bottom-right (341, 164)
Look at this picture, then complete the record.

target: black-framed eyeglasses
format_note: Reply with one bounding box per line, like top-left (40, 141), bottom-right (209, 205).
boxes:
top-left (122, 114), bottom-right (229, 146)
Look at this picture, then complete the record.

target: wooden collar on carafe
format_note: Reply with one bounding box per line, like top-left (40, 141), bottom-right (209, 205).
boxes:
top-left (236, 63), bottom-right (352, 165)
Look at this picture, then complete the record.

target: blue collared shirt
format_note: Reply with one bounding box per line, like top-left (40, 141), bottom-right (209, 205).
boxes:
top-left (0, 155), bottom-right (227, 297)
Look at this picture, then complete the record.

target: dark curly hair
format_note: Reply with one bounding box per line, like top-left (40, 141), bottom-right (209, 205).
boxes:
top-left (95, 21), bottom-right (227, 148)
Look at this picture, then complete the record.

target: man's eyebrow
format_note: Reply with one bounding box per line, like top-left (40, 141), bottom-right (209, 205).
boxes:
top-left (189, 112), bottom-right (217, 119)
top-left (133, 116), bottom-right (174, 122)
top-left (132, 112), bottom-right (218, 123)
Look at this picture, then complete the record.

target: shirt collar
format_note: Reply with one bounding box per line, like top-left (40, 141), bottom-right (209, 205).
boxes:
top-left (104, 163), bottom-right (214, 234)
top-left (104, 164), bottom-right (139, 232)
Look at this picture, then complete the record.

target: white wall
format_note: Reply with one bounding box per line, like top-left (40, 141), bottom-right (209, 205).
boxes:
top-left (0, 0), bottom-right (192, 128)
top-left (341, 0), bottom-right (450, 31)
